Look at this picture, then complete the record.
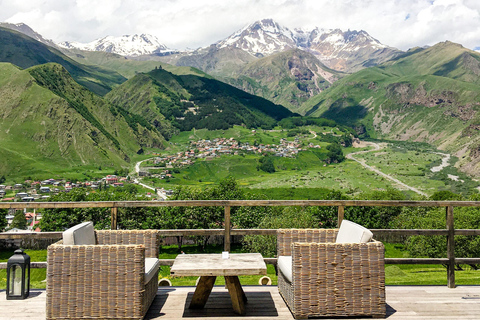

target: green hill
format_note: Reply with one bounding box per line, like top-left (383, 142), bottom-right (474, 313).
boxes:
top-left (0, 62), bottom-right (166, 179)
top-left (303, 41), bottom-right (480, 176)
top-left (106, 68), bottom-right (294, 131)
top-left (0, 27), bottom-right (126, 95)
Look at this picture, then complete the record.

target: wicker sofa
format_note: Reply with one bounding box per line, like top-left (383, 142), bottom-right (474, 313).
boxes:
top-left (277, 222), bottom-right (385, 319)
top-left (46, 222), bottom-right (160, 320)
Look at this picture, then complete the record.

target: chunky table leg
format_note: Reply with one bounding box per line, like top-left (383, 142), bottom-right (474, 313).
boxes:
top-left (189, 276), bottom-right (216, 309)
top-left (225, 276), bottom-right (247, 315)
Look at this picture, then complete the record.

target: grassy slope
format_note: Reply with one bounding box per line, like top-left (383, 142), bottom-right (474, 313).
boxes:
top-left (0, 27), bottom-right (126, 95)
top-left (0, 62), bottom-right (165, 180)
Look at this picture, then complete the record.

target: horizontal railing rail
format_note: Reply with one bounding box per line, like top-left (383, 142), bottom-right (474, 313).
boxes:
top-left (1, 199), bottom-right (480, 288)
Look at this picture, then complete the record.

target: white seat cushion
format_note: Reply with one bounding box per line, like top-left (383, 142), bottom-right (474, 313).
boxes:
top-left (277, 255), bottom-right (293, 283)
top-left (145, 258), bottom-right (160, 284)
top-left (63, 221), bottom-right (95, 245)
top-left (336, 219), bottom-right (373, 243)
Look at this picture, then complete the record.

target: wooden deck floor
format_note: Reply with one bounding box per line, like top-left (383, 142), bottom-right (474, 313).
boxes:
top-left (2, 285), bottom-right (480, 320)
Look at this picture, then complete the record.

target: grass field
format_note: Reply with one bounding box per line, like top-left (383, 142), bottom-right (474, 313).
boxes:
top-left (2, 243), bottom-right (479, 289)
top-left (141, 127), bottom-right (479, 197)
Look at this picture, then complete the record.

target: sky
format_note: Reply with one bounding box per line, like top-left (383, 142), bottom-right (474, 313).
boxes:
top-left (0, 0), bottom-right (479, 51)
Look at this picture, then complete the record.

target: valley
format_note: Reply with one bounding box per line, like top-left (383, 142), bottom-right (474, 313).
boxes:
top-left (133, 126), bottom-right (478, 198)
top-left (0, 20), bottom-right (479, 199)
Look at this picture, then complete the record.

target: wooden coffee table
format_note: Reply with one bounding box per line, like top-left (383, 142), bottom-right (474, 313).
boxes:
top-left (170, 253), bottom-right (267, 315)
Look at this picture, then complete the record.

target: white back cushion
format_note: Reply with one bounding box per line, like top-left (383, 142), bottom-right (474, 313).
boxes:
top-left (335, 219), bottom-right (373, 243)
top-left (63, 221), bottom-right (96, 245)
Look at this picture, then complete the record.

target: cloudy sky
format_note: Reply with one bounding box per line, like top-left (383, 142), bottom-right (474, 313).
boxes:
top-left (0, 0), bottom-right (479, 51)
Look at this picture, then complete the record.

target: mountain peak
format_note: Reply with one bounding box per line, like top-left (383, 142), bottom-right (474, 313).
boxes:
top-left (214, 19), bottom-right (396, 71)
top-left (58, 33), bottom-right (176, 57)
top-left (217, 19), bottom-right (296, 57)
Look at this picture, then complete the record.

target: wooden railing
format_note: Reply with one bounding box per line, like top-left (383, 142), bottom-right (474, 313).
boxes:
top-left (2, 200), bottom-right (480, 288)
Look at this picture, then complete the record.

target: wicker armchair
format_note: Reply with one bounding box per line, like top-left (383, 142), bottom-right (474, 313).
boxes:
top-left (277, 227), bottom-right (385, 319)
top-left (46, 222), bottom-right (160, 320)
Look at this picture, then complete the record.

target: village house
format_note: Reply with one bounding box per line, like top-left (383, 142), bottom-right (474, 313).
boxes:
top-left (105, 175), bottom-right (118, 184)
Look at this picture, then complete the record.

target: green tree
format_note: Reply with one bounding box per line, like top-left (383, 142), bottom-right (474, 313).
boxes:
top-left (325, 143), bottom-right (345, 164)
top-left (393, 193), bottom-right (480, 264)
top-left (346, 188), bottom-right (406, 229)
top-left (39, 188), bottom-right (155, 231)
top-left (10, 211), bottom-right (27, 230)
top-left (257, 156), bottom-right (275, 173)
top-left (341, 134), bottom-right (353, 147)
top-left (0, 208), bottom-right (8, 231)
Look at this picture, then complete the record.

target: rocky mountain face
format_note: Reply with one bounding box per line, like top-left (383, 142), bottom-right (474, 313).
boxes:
top-left (224, 48), bottom-right (342, 112)
top-left (58, 34), bottom-right (177, 57)
top-left (301, 28), bottom-right (400, 72)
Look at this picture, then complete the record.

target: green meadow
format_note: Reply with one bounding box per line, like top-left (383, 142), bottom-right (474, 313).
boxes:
top-left (141, 127), bottom-right (478, 197)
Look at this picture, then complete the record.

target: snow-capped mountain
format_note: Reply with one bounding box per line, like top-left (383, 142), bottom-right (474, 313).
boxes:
top-left (216, 19), bottom-right (400, 71)
top-left (58, 34), bottom-right (175, 57)
top-left (217, 19), bottom-right (297, 57)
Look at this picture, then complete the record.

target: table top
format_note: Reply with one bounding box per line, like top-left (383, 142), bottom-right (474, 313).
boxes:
top-left (170, 253), bottom-right (267, 277)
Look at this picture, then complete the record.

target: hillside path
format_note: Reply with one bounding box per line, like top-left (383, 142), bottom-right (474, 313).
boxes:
top-left (346, 142), bottom-right (428, 197)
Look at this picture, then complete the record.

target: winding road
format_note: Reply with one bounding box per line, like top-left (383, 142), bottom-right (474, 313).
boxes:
top-left (346, 142), bottom-right (428, 197)
top-left (133, 159), bottom-right (167, 200)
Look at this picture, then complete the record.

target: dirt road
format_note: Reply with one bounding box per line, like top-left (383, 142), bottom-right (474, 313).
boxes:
top-left (346, 142), bottom-right (428, 197)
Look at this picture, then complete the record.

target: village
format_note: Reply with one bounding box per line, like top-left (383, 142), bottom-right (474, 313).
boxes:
top-left (0, 175), bottom-right (130, 202)
top-left (146, 136), bottom-right (321, 176)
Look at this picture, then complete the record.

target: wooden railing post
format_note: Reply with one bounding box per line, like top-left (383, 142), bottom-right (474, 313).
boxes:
top-left (446, 205), bottom-right (455, 288)
top-left (111, 207), bottom-right (118, 230)
top-left (224, 206), bottom-right (231, 252)
top-left (337, 205), bottom-right (344, 228)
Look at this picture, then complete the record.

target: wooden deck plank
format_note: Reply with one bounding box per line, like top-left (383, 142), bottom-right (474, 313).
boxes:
top-left (2, 286), bottom-right (480, 319)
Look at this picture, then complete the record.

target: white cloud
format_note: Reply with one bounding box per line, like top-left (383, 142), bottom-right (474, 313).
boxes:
top-left (0, 0), bottom-right (479, 51)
